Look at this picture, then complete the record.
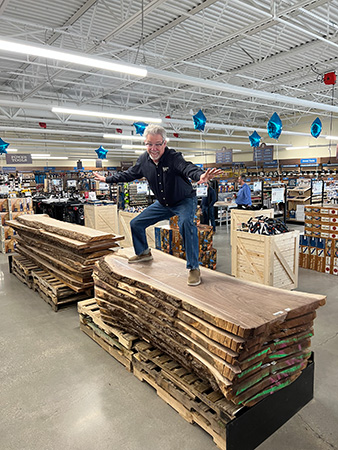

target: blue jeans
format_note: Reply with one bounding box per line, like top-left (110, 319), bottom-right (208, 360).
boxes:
top-left (130, 197), bottom-right (199, 270)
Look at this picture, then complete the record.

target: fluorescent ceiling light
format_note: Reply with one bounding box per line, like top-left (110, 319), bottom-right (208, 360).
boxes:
top-left (80, 158), bottom-right (108, 161)
top-left (52, 107), bottom-right (162, 123)
top-left (103, 134), bottom-right (144, 141)
top-left (7, 148), bottom-right (18, 152)
top-left (122, 144), bottom-right (145, 149)
top-left (31, 156), bottom-right (69, 160)
top-left (31, 153), bottom-right (50, 157)
top-left (184, 154), bottom-right (195, 158)
top-left (325, 135), bottom-right (338, 140)
top-left (286, 146), bottom-right (310, 150)
top-left (135, 150), bottom-right (144, 154)
top-left (232, 149), bottom-right (242, 153)
top-left (0, 39), bottom-right (147, 77)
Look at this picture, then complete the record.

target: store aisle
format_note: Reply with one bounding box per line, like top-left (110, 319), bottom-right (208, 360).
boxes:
top-left (0, 236), bottom-right (337, 450)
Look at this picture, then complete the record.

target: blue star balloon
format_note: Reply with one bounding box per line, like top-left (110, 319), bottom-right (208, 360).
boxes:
top-left (95, 145), bottom-right (108, 159)
top-left (133, 122), bottom-right (148, 136)
top-left (311, 117), bottom-right (322, 138)
top-left (267, 112), bottom-right (282, 140)
top-left (193, 109), bottom-right (207, 131)
top-left (249, 131), bottom-right (261, 147)
top-left (0, 137), bottom-right (9, 154)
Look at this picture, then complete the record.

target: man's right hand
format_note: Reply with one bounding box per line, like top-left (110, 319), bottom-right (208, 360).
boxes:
top-left (93, 171), bottom-right (106, 182)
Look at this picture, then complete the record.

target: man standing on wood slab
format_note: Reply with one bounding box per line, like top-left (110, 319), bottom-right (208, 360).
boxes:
top-left (93, 124), bottom-right (221, 286)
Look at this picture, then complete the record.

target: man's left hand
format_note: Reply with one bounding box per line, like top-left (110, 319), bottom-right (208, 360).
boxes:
top-left (197, 168), bottom-right (223, 184)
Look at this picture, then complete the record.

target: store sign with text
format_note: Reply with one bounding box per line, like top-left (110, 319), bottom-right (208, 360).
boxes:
top-left (6, 153), bottom-right (32, 164)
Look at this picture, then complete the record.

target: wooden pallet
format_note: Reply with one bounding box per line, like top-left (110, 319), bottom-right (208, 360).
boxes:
top-left (78, 299), bottom-right (138, 371)
top-left (77, 299), bottom-right (244, 450)
top-left (12, 254), bottom-right (42, 288)
top-left (133, 354), bottom-right (228, 450)
top-left (31, 269), bottom-right (92, 312)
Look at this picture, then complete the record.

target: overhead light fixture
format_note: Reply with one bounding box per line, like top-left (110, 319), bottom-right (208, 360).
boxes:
top-left (232, 149), bottom-right (242, 153)
top-left (286, 146), bottom-right (310, 150)
top-left (103, 134), bottom-right (144, 141)
top-left (122, 144), bottom-right (145, 150)
top-left (31, 153), bottom-right (51, 157)
top-left (325, 135), bottom-right (338, 140)
top-left (52, 107), bottom-right (162, 123)
top-left (31, 155), bottom-right (69, 160)
top-left (0, 39), bottom-right (147, 77)
top-left (134, 150), bottom-right (144, 154)
top-left (7, 148), bottom-right (18, 152)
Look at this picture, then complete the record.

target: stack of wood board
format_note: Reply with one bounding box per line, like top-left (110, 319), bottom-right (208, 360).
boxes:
top-left (7, 214), bottom-right (124, 292)
top-left (93, 248), bottom-right (325, 407)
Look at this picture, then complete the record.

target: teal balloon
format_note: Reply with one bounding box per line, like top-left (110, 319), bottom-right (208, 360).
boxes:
top-left (249, 131), bottom-right (261, 147)
top-left (267, 112), bottom-right (282, 140)
top-left (193, 109), bottom-right (207, 131)
top-left (311, 117), bottom-right (322, 138)
top-left (0, 137), bottom-right (9, 154)
top-left (95, 145), bottom-right (108, 159)
top-left (133, 122), bottom-right (148, 135)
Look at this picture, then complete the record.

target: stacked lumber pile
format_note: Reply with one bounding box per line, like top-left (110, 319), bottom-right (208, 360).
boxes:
top-left (94, 248), bottom-right (325, 407)
top-left (7, 214), bottom-right (124, 293)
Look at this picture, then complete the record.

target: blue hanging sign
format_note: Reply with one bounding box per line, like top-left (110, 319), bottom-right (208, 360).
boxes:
top-left (44, 167), bottom-right (56, 172)
top-left (3, 167), bottom-right (16, 172)
top-left (195, 163), bottom-right (204, 168)
top-left (301, 158), bottom-right (317, 164)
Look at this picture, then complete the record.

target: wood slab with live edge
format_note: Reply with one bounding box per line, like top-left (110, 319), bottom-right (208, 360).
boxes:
top-left (99, 249), bottom-right (325, 339)
top-left (93, 248), bottom-right (325, 405)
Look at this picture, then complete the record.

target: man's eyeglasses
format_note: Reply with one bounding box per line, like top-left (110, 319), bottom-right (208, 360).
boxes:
top-left (145, 141), bottom-right (165, 148)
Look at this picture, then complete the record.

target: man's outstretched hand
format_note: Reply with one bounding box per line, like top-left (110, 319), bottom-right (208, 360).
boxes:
top-left (198, 168), bottom-right (223, 184)
top-left (93, 171), bottom-right (106, 182)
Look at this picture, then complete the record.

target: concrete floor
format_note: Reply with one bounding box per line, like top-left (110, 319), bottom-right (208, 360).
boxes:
top-left (0, 227), bottom-right (337, 450)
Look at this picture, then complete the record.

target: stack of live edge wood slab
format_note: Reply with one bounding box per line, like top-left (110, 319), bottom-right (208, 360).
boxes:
top-left (7, 213), bottom-right (123, 296)
top-left (94, 248), bottom-right (325, 408)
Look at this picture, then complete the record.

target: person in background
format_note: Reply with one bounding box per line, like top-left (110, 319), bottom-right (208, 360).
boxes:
top-left (201, 182), bottom-right (217, 232)
top-left (234, 174), bottom-right (252, 208)
top-left (93, 124), bottom-right (222, 286)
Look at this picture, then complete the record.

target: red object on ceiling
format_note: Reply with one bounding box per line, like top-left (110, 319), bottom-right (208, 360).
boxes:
top-left (116, 128), bottom-right (123, 133)
top-left (39, 122), bottom-right (47, 128)
top-left (323, 72), bottom-right (336, 85)
top-left (173, 133), bottom-right (179, 138)
top-left (165, 115), bottom-right (171, 118)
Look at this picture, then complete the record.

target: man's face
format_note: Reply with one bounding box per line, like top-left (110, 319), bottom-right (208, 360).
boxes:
top-left (238, 176), bottom-right (242, 185)
top-left (144, 133), bottom-right (166, 162)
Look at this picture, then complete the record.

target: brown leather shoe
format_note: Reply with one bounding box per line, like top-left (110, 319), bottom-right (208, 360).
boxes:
top-left (128, 251), bottom-right (153, 264)
top-left (187, 268), bottom-right (201, 286)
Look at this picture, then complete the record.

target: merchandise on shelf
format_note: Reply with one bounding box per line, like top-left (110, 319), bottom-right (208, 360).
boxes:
top-left (154, 222), bottom-right (216, 269)
top-left (0, 197), bottom-right (35, 253)
top-left (300, 205), bottom-right (338, 275)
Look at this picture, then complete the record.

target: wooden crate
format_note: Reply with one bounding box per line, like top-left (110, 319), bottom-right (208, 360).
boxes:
top-left (231, 230), bottom-right (300, 290)
top-left (84, 204), bottom-right (119, 235)
top-left (118, 210), bottom-right (157, 249)
top-left (230, 209), bottom-right (274, 246)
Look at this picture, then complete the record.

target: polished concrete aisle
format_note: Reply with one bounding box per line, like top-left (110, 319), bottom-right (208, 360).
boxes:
top-left (1, 229), bottom-right (337, 450)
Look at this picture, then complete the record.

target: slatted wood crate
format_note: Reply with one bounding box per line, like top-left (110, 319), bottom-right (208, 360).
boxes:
top-left (230, 208), bottom-right (274, 246)
top-left (118, 210), bottom-right (156, 248)
top-left (231, 230), bottom-right (300, 289)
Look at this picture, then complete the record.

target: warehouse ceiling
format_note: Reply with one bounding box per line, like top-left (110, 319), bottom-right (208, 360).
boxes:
top-left (1, 0), bottom-right (338, 160)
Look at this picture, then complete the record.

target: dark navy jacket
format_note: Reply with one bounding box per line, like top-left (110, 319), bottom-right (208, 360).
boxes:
top-left (106, 147), bottom-right (204, 207)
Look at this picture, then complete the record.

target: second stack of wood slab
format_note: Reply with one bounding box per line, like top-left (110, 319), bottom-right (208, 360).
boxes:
top-left (94, 248), bottom-right (325, 407)
top-left (7, 214), bottom-right (124, 292)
